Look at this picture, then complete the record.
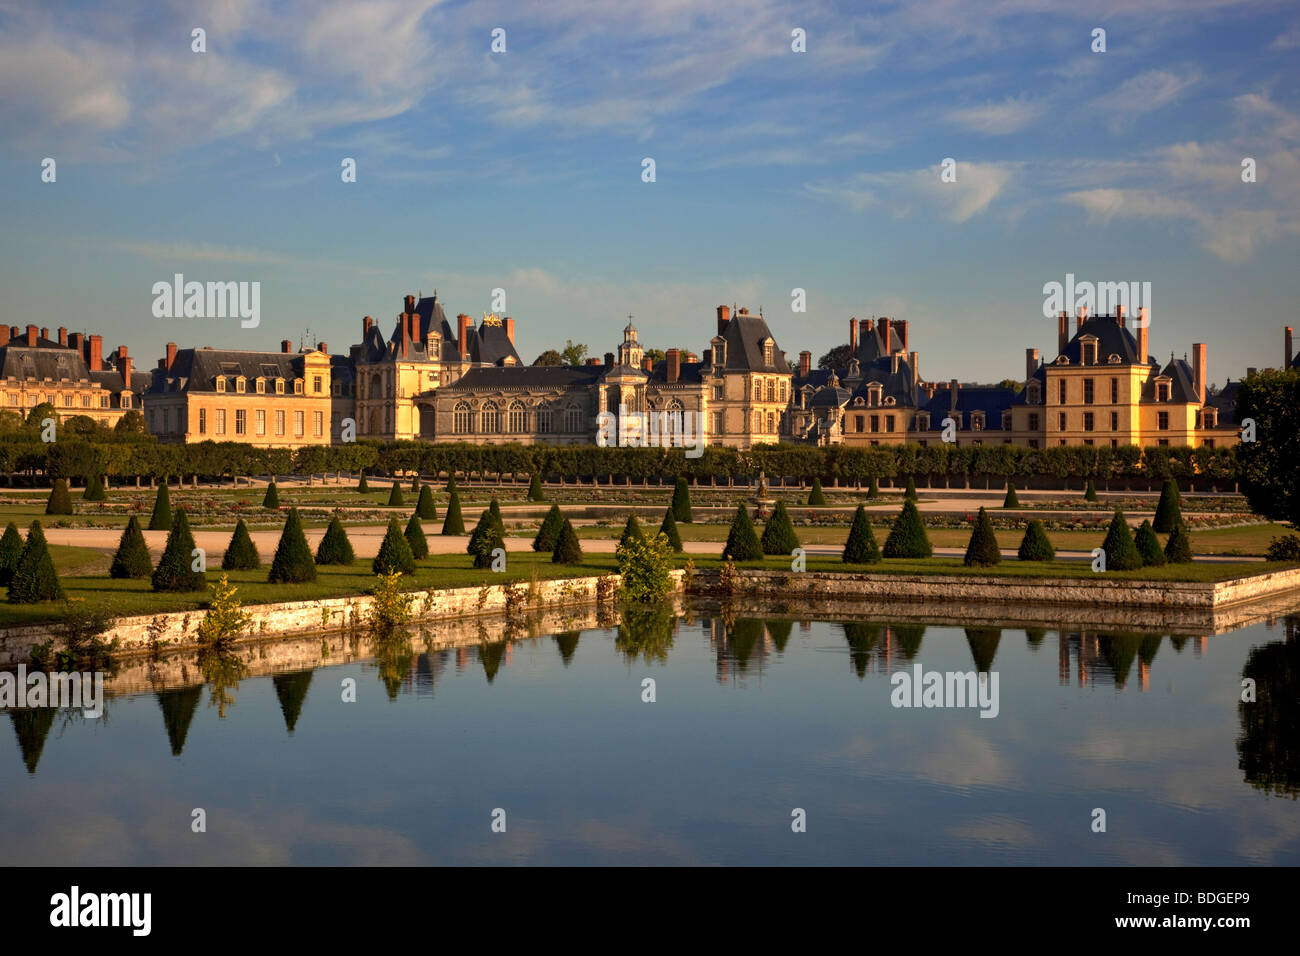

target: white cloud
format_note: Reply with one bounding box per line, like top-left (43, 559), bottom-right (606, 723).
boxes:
top-left (1090, 69), bottom-right (1198, 130)
top-left (807, 161), bottom-right (1017, 222)
top-left (946, 96), bottom-right (1045, 134)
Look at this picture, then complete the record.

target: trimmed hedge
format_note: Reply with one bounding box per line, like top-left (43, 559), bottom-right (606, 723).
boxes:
top-left (807, 477), bottom-right (826, 506)
top-left (618, 515), bottom-right (645, 551)
top-left (268, 508), bottom-right (317, 583)
top-left (152, 510), bottom-right (206, 592)
top-left (672, 477), bottom-right (693, 522)
top-left (0, 522), bottom-right (24, 587)
top-left (148, 482), bottom-right (173, 531)
top-left (45, 478), bottom-right (72, 515)
top-left (842, 505), bottom-right (880, 564)
top-left (262, 481), bottom-right (280, 509)
top-left (1165, 522), bottom-right (1193, 563)
top-left (415, 485), bottom-right (438, 520)
top-left (963, 507), bottom-right (1001, 567)
top-left (315, 516), bottom-right (355, 565)
top-left (469, 510), bottom-right (505, 569)
top-left (110, 515), bottom-right (153, 578)
top-left (883, 499), bottom-right (931, 558)
top-left (527, 474), bottom-right (545, 501)
top-left (387, 481), bottom-right (405, 507)
top-left (373, 516), bottom-right (416, 575)
top-left (357, 473), bottom-right (370, 493)
top-left (552, 518), bottom-right (583, 564)
top-left (83, 473), bottom-right (107, 501)
top-left (1134, 519), bottom-right (1166, 567)
top-left (659, 508), bottom-right (683, 552)
top-left (441, 481), bottom-right (465, 535)
top-left (904, 476), bottom-right (918, 501)
top-left (533, 504), bottom-right (564, 552)
top-left (1003, 480), bottom-right (1019, 508)
top-left (760, 500), bottom-right (800, 555)
top-left (1100, 510), bottom-right (1142, 571)
top-left (8, 521), bottom-right (63, 603)
top-left (404, 513), bottom-right (429, 560)
top-left (1017, 519), bottom-right (1055, 562)
top-left (722, 504), bottom-right (763, 561)
top-left (1153, 479), bottom-right (1183, 533)
top-left (221, 518), bottom-right (262, 571)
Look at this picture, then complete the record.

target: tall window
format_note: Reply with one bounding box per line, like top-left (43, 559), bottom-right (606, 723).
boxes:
top-left (538, 408), bottom-right (553, 434)
top-left (454, 402), bottom-right (472, 434)
top-left (294, 411), bottom-right (304, 436)
top-left (216, 377), bottom-right (225, 393)
top-left (294, 379), bottom-right (304, 395)
top-left (1028, 413), bottom-right (1039, 431)
top-left (235, 409), bottom-right (246, 435)
top-left (313, 375), bottom-right (323, 394)
top-left (1058, 380), bottom-right (1067, 404)
top-left (766, 411), bottom-right (775, 433)
top-left (564, 405), bottom-right (582, 433)
top-left (1110, 378), bottom-right (1119, 404)
top-left (276, 378), bottom-right (285, 394)
top-left (215, 409), bottom-right (226, 435)
top-left (1110, 411), bottom-right (1118, 430)
top-left (509, 402), bottom-right (526, 433)
top-left (313, 411), bottom-right (323, 437)
top-left (275, 410), bottom-right (285, 436)
top-left (1158, 411), bottom-right (1170, 430)
top-left (753, 380), bottom-right (761, 401)
top-left (1058, 412), bottom-right (1067, 431)
top-left (714, 411), bottom-right (724, 435)
top-left (1083, 379), bottom-right (1094, 404)
top-left (236, 377), bottom-right (246, 393)
top-left (199, 408), bottom-right (206, 434)
top-left (256, 409), bottom-right (266, 435)
top-left (779, 381), bottom-right (787, 402)
top-left (766, 380), bottom-right (775, 402)
top-left (887, 415), bottom-right (896, 433)
top-left (256, 378), bottom-right (265, 394)
top-left (1083, 412), bottom-right (1094, 432)
top-left (481, 402), bottom-right (500, 433)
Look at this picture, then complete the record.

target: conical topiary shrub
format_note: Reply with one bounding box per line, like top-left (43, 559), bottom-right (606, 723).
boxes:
top-left (867, 476), bottom-right (880, 499)
top-left (387, 481), bottom-right (405, 507)
top-left (45, 478), bottom-right (72, 515)
top-left (672, 477), bottom-right (693, 523)
top-left (357, 473), bottom-right (370, 493)
top-left (963, 507), bottom-right (1001, 567)
top-left (152, 509), bottom-right (206, 592)
top-left (1003, 480), bottom-right (1019, 508)
top-left (1153, 479), bottom-right (1183, 533)
top-left (262, 480), bottom-right (280, 509)
top-left (1100, 510), bottom-right (1142, 571)
top-left (904, 476), bottom-right (918, 501)
top-left (488, 497), bottom-right (505, 535)
top-left (148, 482), bottom-right (173, 531)
top-left (441, 481), bottom-right (465, 535)
top-left (807, 477), bottom-right (826, 506)
top-left (411, 473), bottom-right (421, 492)
top-left (527, 474), bottom-right (545, 502)
top-left (1134, 519), bottom-right (1166, 567)
top-left (618, 515), bottom-right (645, 551)
top-left (469, 509), bottom-right (505, 569)
top-left (760, 500), bottom-right (800, 555)
top-left (1017, 519), bottom-right (1055, 562)
top-left (315, 516), bottom-right (355, 566)
top-left (883, 499), bottom-right (932, 558)
top-left (0, 522), bottom-right (24, 587)
top-left (404, 513), bottom-right (428, 560)
top-left (1084, 478), bottom-right (1098, 502)
top-left (551, 518), bottom-right (583, 564)
top-left (842, 505), bottom-right (881, 564)
top-left (221, 518), bottom-right (261, 571)
top-left (722, 504), bottom-right (763, 561)
top-left (533, 504), bottom-right (564, 553)
top-left (83, 473), bottom-right (107, 502)
top-left (110, 515), bottom-right (153, 578)
top-left (1165, 521), bottom-right (1193, 564)
top-left (8, 521), bottom-right (62, 603)
top-left (659, 508), bottom-right (683, 552)
top-left (416, 485), bottom-right (437, 520)
top-left (268, 508), bottom-right (317, 583)
top-left (373, 516), bottom-right (416, 575)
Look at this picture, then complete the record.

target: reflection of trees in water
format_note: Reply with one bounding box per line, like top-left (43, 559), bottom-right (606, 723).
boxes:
top-left (1096, 633), bottom-right (1145, 689)
top-left (479, 640), bottom-right (507, 683)
top-left (615, 602), bottom-right (676, 664)
top-left (894, 624), bottom-right (926, 660)
top-left (728, 618), bottom-right (766, 671)
top-left (553, 631), bottom-right (581, 666)
top-left (198, 645), bottom-right (248, 719)
top-left (272, 671), bottom-right (314, 733)
top-left (8, 706), bottom-right (56, 774)
top-left (1169, 636), bottom-right (1188, 653)
top-left (1237, 625), bottom-right (1300, 798)
top-left (843, 622), bottom-right (882, 680)
top-left (766, 620), bottom-right (794, 653)
top-left (157, 686), bottom-right (202, 756)
top-left (964, 628), bottom-right (1002, 673)
top-left (1025, 628), bottom-right (1047, 649)
top-left (373, 629), bottom-right (415, 699)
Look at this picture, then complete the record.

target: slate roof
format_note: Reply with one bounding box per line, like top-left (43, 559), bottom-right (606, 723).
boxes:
top-left (1057, 315), bottom-right (1155, 367)
top-left (1142, 357), bottom-right (1198, 403)
top-left (851, 323), bottom-right (904, 365)
top-left (147, 348), bottom-right (315, 394)
top-left (709, 311), bottom-right (791, 373)
top-left (358, 293), bottom-right (523, 367)
top-left (90, 368), bottom-right (151, 393)
top-left (647, 360), bottom-right (706, 385)
top-left (1207, 379), bottom-right (1240, 425)
top-left (841, 354), bottom-right (920, 408)
top-left (920, 385), bottom-right (1017, 429)
top-left (0, 343), bottom-right (143, 394)
top-left (444, 364), bottom-right (605, 392)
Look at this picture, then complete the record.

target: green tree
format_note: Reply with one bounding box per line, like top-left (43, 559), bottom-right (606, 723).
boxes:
top-left (527, 474), bottom-right (545, 501)
top-left (760, 500), bottom-right (800, 555)
top-left (551, 518), bottom-right (583, 564)
top-left (618, 515), bottom-right (645, 551)
top-left (722, 504), bottom-right (763, 561)
top-left (867, 476), bottom-right (880, 499)
top-left (148, 482), bottom-right (173, 531)
top-left (387, 481), bottom-right (405, 507)
top-left (315, 516), bottom-right (355, 565)
top-left (468, 509), bottom-right (505, 569)
top-left (561, 340), bottom-right (588, 366)
top-left (411, 473), bottom-right (421, 492)
top-left (617, 532), bottom-right (673, 602)
top-left (83, 473), bottom-right (107, 501)
top-left (262, 480), bottom-right (280, 509)
top-left (533, 504), bottom-right (564, 552)
top-left (488, 496), bottom-right (505, 535)
top-left (45, 478), bottom-right (72, 515)
top-left (441, 480), bottom-right (465, 535)
top-left (672, 477), bottom-right (693, 522)
top-left (842, 505), bottom-right (881, 564)
top-left (8, 521), bottom-right (63, 602)
top-left (0, 522), bottom-right (24, 587)
top-left (357, 473), bottom-right (370, 493)
top-left (807, 477), bottom-right (826, 506)
top-left (1017, 520), bottom-right (1055, 562)
top-left (883, 500), bottom-right (932, 558)
top-left (1134, 519), bottom-right (1166, 566)
top-left (1236, 368), bottom-right (1300, 526)
top-left (1003, 480), bottom-right (1020, 508)
top-left (963, 507), bottom-right (1001, 567)
top-left (1165, 522), bottom-right (1193, 563)
top-left (1100, 510), bottom-right (1142, 571)
top-left (110, 515), bottom-right (153, 578)
top-left (373, 516), bottom-right (416, 575)
top-left (904, 476), bottom-right (918, 501)
top-left (222, 518), bottom-right (262, 571)
top-left (415, 484), bottom-right (438, 520)
top-left (533, 349), bottom-right (563, 366)
top-left (659, 508), bottom-right (683, 552)
top-left (1084, 478), bottom-right (1098, 502)
top-left (404, 513), bottom-right (429, 560)
top-left (152, 510), bottom-right (206, 592)
top-left (114, 410), bottom-right (146, 434)
top-left (197, 574), bottom-right (252, 646)
top-left (268, 508), bottom-right (317, 583)
top-left (1153, 479), bottom-right (1183, 533)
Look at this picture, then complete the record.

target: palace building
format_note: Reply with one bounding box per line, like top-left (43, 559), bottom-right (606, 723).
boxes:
top-left (0, 324), bottom-right (148, 428)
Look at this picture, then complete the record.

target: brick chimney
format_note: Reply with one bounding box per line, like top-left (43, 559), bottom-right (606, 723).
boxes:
top-left (407, 311), bottom-right (420, 345)
top-left (717, 305), bottom-right (730, 336)
top-left (1076, 305), bottom-right (1088, 334)
top-left (0, 326), bottom-right (8, 347)
top-left (896, 319), bottom-right (908, 352)
top-left (1137, 308), bottom-right (1149, 365)
top-left (860, 319), bottom-right (872, 347)
top-left (281, 339), bottom-right (292, 353)
top-left (165, 342), bottom-right (177, 371)
top-left (26, 325), bottom-right (37, 347)
top-left (910, 350), bottom-right (919, 385)
top-left (40, 327), bottom-right (48, 341)
top-left (849, 318), bottom-right (857, 352)
top-left (404, 294), bottom-right (415, 313)
top-left (1287, 326), bottom-right (1293, 368)
top-left (604, 351), bottom-right (615, 367)
top-left (949, 378), bottom-right (960, 412)
top-left (1058, 311), bottom-right (1069, 355)
top-left (642, 356), bottom-right (653, 372)
top-left (1192, 343), bottom-right (1207, 404)
top-left (400, 318), bottom-right (411, 358)
top-left (1026, 347), bottom-right (1039, 381)
top-left (318, 342), bottom-right (328, 355)
top-left (667, 348), bottom-right (681, 383)
top-left (1116, 304), bottom-right (1126, 327)
top-left (879, 317), bottom-right (892, 353)
top-left (363, 315), bottom-right (373, 337)
top-left (69, 332), bottom-right (83, 355)
top-left (117, 346), bottom-right (132, 386)
top-left (57, 327), bottom-right (67, 347)
top-left (505, 317), bottom-right (515, 344)
top-left (891, 352), bottom-right (900, 374)
top-left (585, 357), bottom-right (602, 366)
top-left (798, 350), bottom-right (811, 377)
top-left (457, 314), bottom-right (471, 359)
top-left (88, 334), bottom-right (102, 371)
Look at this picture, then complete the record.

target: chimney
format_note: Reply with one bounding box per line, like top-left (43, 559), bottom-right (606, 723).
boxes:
top-left (586, 357), bottom-right (602, 366)
top-left (910, 350), bottom-right (919, 386)
top-left (1192, 343), bottom-right (1207, 404)
top-left (604, 351), bottom-right (615, 367)
top-left (408, 311), bottom-right (419, 345)
top-left (1287, 326), bottom-right (1294, 368)
top-left (1076, 305), bottom-right (1087, 333)
top-left (363, 315), bottom-right (373, 337)
top-left (642, 357), bottom-right (653, 372)
top-left (1137, 307), bottom-right (1149, 365)
top-left (891, 352), bottom-right (900, 375)
top-left (1058, 311), bottom-right (1069, 355)
top-left (165, 342), bottom-right (177, 371)
top-left (849, 318), bottom-right (858, 352)
top-left (400, 318), bottom-right (411, 358)
top-left (505, 317), bottom-right (515, 344)
top-left (950, 378), bottom-right (960, 411)
top-left (119, 347), bottom-right (132, 386)
top-left (860, 319), bottom-right (871, 350)
top-left (879, 317), bottom-right (892, 353)
top-left (0, 326), bottom-right (7, 347)
top-left (404, 294), bottom-right (415, 313)
top-left (88, 334), bottom-right (102, 371)
top-left (798, 350), bottom-right (811, 377)
top-left (457, 314), bottom-right (471, 359)
top-left (716, 305), bottom-right (730, 336)
top-left (1116, 304), bottom-right (1126, 327)
top-left (57, 327), bottom-right (67, 347)
top-left (318, 342), bottom-right (328, 355)
top-left (40, 327), bottom-right (48, 342)
top-left (1026, 348), bottom-right (1039, 381)
top-left (667, 348), bottom-right (681, 383)
top-left (26, 325), bottom-right (37, 347)
top-left (281, 339), bottom-right (292, 353)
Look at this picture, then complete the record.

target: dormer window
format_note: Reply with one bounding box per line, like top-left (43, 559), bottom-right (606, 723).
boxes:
top-left (971, 412), bottom-right (985, 431)
top-left (867, 384), bottom-right (883, 406)
top-left (293, 378), bottom-right (304, 394)
top-left (1057, 356), bottom-right (1070, 365)
top-left (1027, 383), bottom-right (1041, 404)
top-left (915, 412), bottom-right (930, 431)
top-left (1081, 338), bottom-right (1098, 365)
top-left (1157, 381), bottom-right (1171, 402)
top-left (235, 376), bottom-right (246, 393)
top-left (275, 378), bottom-right (285, 394)
top-left (762, 338), bottom-right (774, 366)
top-left (215, 377), bottom-right (226, 392)
top-left (256, 377), bottom-right (265, 394)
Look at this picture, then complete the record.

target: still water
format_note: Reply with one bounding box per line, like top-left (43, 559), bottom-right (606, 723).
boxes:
top-left (3, 602), bottom-right (1298, 865)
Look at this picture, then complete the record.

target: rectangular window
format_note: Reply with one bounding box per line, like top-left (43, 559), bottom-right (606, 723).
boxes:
top-left (870, 415), bottom-right (879, 432)
top-left (235, 409), bottom-right (246, 435)
top-left (753, 380), bottom-right (761, 401)
top-left (215, 409), bottom-right (226, 435)
top-left (294, 411), bottom-right (304, 436)
top-left (1058, 412), bottom-right (1067, 431)
top-left (313, 375), bottom-right (322, 394)
top-left (313, 411), bottom-right (323, 437)
top-left (100, 394), bottom-right (109, 407)
top-left (164, 409), bottom-right (170, 433)
top-left (779, 381), bottom-right (787, 402)
top-left (6, 394), bottom-right (16, 406)
top-left (276, 410), bottom-right (285, 436)
top-left (1028, 413), bottom-right (1040, 431)
top-left (1110, 411), bottom-right (1119, 430)
top-left (1110, 378), bottom-right (1119, 404)
top-left (1083, 412), bottom-right (1094, 431)
top-left (81, 395), bottom-right (90, 407)
top-left (1083, 379), bottom-right (1094, 404)
top-left (1058, 380), bottom-right (1067, 404)
top-left (766, 380), bottom-right (775, 402)
top-left (198, 408), bottom-right (206, 434)
top-left (1029, 440), bottom-right (1039, 449)
top-left (886, 415), bottom-right (895, 433)
top-left (714, 411), bottom-right (724, 434)
top-left (712, 386), bottom-right (723, 401)
top-left (1084, 439), bottom-right (1093, 446)
top-left (256, 409), bottom-right (266, 435)
top-left (1158, 438), bottom-right (1169, 446)
top-left (1158, 411), bottom-right (1170, 430)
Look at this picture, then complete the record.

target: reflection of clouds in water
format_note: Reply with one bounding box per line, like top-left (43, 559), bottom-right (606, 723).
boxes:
top-left (945, 814), bottom-right (1041, 852)
top-left (816, 727), bottom-right (1014, 791)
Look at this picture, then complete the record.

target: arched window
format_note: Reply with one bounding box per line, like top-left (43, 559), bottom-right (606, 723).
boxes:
top-left (480, 401), bottom-right (500, 433)
top-left (509, 401), bottom-right (526, 433)
top-left (664, 400), bottom-right (684, 443)
top-left (453, 401), bottom-right (472, 434)
top-left (564, 404), bottom-right (582, 433)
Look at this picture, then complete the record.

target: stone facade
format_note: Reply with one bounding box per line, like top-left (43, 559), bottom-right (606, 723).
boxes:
top-left (0, 324), bottom-right (148, 428)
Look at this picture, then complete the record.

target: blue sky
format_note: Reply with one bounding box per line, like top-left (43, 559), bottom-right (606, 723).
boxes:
top-left (1, 0), bottom-right (1297, 387)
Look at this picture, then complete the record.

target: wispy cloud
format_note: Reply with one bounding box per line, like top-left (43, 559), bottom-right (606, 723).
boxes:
top-left (102, 238), bottom-right (394, 276)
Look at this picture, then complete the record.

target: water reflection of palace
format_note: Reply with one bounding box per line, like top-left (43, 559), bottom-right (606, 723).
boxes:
top-left (1057, 632), bottom-right (1208, 690)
